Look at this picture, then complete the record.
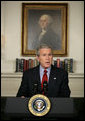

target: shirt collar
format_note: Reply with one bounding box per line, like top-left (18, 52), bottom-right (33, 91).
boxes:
top-left (40, 65), bottom-right (51, 73)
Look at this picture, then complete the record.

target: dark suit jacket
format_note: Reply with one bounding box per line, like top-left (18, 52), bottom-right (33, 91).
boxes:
top-left (16, 65), bottom-right (71, 97)
top-left (32, 28), bottom-right (61, 50)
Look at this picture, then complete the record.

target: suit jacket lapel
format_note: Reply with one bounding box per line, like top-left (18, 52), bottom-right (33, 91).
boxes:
top-left (48, 65), bottom-right (58, 96)
top-left (34, 65), bottom-right (42, 93)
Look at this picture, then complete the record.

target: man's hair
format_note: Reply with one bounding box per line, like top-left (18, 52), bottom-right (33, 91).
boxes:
top-left (39, 14), bottom-right (53, 26)
top-left (36, 44), bottom-right (53, 56)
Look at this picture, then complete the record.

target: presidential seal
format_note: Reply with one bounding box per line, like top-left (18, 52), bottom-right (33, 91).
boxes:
top-left (28, 94), bottom-right (51, 116)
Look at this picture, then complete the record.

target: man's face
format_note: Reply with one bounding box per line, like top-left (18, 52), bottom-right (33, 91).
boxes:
top-left (39, 16), bottom-right (48, 29)
top-left (37, 48), bottom-right (53, 68)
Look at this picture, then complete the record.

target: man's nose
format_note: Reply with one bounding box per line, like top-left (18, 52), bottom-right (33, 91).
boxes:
top-left (46, 55), bottom-right (49, 59)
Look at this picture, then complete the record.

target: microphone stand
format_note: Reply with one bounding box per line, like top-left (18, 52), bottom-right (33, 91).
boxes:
top-left (34, 83), bottom-right (38, 95)
top-left (43, 81), bottom-right (48, 96)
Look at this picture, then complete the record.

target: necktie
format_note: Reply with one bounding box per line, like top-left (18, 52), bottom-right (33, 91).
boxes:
top-left (41, 69), bottom-right (48, 94)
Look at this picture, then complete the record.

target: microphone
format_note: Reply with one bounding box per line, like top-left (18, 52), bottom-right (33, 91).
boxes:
top-left (43, 81), bottom-right (48, 95)
top-left (34, 83), bottom-right (38, 95)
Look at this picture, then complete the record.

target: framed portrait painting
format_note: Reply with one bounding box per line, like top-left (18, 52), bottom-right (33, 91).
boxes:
top-left (21, 3), bottom-right (68, 56)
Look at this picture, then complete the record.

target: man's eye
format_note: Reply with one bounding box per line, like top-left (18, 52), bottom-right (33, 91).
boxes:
top-left (42, 54), bottom-right (46, 56)
top-left (49, 54), bottom-right (52, 56)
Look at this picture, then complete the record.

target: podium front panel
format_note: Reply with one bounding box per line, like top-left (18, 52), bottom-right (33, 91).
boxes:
top-left (1, 97), bottom-right (84, 120)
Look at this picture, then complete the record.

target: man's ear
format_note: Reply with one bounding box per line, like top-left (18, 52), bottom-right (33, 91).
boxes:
top-left (36, 56), bottom-right (39, 62)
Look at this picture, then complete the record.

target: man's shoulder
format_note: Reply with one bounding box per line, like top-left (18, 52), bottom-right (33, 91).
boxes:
top-left (51, 65), bottom-right (68, 74)
top-left (23, 65), bottom-right (39, 74)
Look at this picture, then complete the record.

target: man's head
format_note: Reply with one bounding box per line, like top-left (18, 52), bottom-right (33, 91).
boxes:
top-left (38, 14), bottom-right (53, 30)
top-left (36, 44), bottom-right (53, 69)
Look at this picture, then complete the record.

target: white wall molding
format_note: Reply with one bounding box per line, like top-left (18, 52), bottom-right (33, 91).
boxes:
top-left (1, 73), bottom-right (84, 97)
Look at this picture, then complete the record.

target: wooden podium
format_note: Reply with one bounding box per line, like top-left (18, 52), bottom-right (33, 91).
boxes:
top-left (1, 97), bottom-right (84, 120)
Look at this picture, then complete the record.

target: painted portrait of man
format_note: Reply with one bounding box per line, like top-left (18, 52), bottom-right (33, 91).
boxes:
top-left (27, 10), bottom-right (62, 50)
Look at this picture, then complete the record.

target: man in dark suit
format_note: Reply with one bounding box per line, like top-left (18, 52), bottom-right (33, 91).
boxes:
top-left (17, 44), bottom-right (71, 97)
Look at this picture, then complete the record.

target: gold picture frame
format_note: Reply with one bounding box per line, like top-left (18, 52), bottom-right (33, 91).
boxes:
top-left (21, 3), bottom-right (68, 56)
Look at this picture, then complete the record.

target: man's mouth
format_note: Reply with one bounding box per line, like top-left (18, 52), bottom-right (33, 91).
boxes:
top-left (46, 62), bottom-right (50, 64)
